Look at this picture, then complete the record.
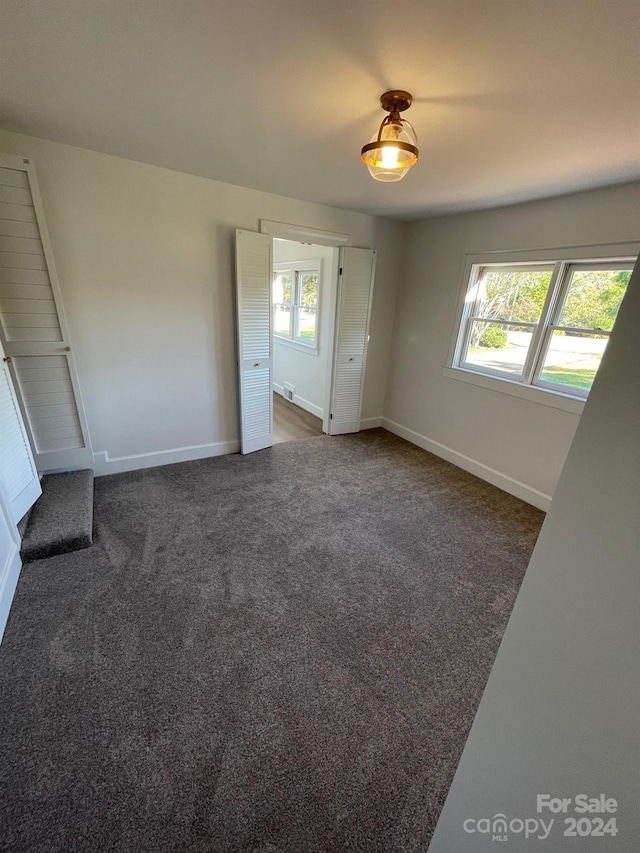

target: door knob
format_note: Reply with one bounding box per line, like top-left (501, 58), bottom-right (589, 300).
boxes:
top-left (63, 346), bottom-right (71, 352)
top-left (2, 357), bottom-right (11, 363)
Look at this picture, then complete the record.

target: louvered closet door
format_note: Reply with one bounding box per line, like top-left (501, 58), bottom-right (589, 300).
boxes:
top-left (235, 230), bottom-right (273, 454)
top-left (0, 156), bottom-right (93, 471)
top-left (329, 247), bottom-right (376, 435)
top-left (0, 338), bottom-right (41, 524)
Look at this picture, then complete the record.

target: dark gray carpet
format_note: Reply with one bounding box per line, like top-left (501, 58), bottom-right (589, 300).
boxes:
top-left (0, 429), bottom-right (543, 852)
top-left (20, 469), bottom-right (94, 562)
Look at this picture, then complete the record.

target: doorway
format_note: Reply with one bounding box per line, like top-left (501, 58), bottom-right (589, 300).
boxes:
top-left (235, 226), bottom-right (376, 454)
top-left (271, 239), bottom-right (337, 444)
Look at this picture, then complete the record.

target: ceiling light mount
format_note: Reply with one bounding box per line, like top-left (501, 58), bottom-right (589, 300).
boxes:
top-left (361, 89), bottom-right (419, 183)
top-left (379, 90), bottom-right (413, 114)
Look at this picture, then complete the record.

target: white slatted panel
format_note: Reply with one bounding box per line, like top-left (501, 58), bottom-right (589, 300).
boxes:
top-left (0, 363), bottom-right (37, 501)
top-left (13, 355), bottom-right (84, 453)
top-left (0, 167), bottom-right (30, 189)
top-left (0, 185), bottom-right (31, 206)
top-left (0, 171), bottom-right (62, 346)
top-left (235, 230), bottom-right (273, 454)
top-left (332, 361), bottom-right (365, 423)
top-left (0, 252), bottom-right (47, 270)
top-left (238, 252), bottom-right (271, 361)
top-left (241, 368), bottom-right (272, 443)
top-left (0, 235), bottom-right (45, 254)
top-left (0, 219), bottom-right (40, 239)
top-left (329, 247), bottom-right (376, 435)
top-left (3, 328), bottom-right (61, 343)
top-left (0, 159), bottom-right (92, 469)
top-left (0, 202), bottom-right (37, 223)
top-left (337, 251), bottom-right (375, 357)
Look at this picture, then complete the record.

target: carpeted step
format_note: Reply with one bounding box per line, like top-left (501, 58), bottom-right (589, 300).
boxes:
top-left (20, 470), bottom-right (95, 563)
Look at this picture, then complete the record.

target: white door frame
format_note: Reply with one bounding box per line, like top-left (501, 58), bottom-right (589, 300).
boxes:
top-left (260, 220), bottom-right (355, 435)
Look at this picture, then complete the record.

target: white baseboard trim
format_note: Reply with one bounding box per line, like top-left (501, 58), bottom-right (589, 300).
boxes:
top-left (93, 439), bottom-right (239, 476)
top-left (0, 542), bottom-right (22, 644)
top-left (360, 416), bottom-right (383, 430)
top-left (293, 394), bottom-right (323, 420)
top-left (381, 417), bottom-right (552, 511)
top-left (272, 383), bottom-right (324, 420)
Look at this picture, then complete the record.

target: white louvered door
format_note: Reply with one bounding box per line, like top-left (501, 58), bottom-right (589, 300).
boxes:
top-left (0, 338), bottom-right (41, 524)
top-left (235, 230), bottom-right (273, 454)
top-left (0, 155), bottom-right (93, 471)
top-left (329, 247), bottom-right (376, 435)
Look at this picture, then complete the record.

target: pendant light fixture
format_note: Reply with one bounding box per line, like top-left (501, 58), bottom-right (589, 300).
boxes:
top-left (361, 90), bottom-right (419, 182)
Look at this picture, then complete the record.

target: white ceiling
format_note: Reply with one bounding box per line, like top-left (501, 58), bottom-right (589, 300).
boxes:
top-left (1, 0), bottom-right (639, 219)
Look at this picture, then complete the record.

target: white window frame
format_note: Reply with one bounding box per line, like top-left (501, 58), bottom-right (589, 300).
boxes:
top-left (272, 259), bottom-right (321, 352)
top-left (444, 243), bottom-right (638, 414)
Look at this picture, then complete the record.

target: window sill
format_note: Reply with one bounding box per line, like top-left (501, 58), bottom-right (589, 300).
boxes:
top-left (274, 336), bottom-right (319, 356)
top-left (442, 366), bottom-right (585, 414)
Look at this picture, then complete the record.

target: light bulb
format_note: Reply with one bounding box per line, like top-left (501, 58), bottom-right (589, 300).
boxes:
top-left (381, 146), bottom-right (400, 169)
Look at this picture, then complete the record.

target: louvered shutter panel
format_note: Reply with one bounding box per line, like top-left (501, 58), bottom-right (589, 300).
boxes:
top-left (329, 247), bottom-right (376, 435)
top-left (0, 343), bottom-right (41, 524)
top-left (235, 230), bottom-right (273, 454)
top-left (0, 157), bottom-right (93, 471)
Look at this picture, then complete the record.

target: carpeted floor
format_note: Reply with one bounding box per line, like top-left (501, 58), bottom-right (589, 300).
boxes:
top-left (0, 429), bottom-right (543, 852)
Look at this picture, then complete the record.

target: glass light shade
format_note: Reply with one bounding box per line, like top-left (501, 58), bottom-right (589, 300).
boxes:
top-left (361, 119), bottom-right (418, 182)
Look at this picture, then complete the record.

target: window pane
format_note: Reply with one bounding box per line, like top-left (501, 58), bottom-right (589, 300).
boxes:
top-left (538, 330), bottom-right (607, 393)
top-left (295, 306), bottom-right (316, 343)
top-left (558, 269), bottom-right (631, 331)
top-left (464, 322), bottom-right (535, 378)
top-left (300, 273), bottom-right (318, 307)
top-left (274, 304), bottom-right (291, 337)
top-left (474, 268), bottom-right (552, 324)
top-left (273, 273), bottom-right (292, 304)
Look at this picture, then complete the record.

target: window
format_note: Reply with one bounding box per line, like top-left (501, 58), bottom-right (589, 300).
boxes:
top-left (272, 260), bottom-right (320, 349)
top-left (449, 253), bottom-right (635, 403)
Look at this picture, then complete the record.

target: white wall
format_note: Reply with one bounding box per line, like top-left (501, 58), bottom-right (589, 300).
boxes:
top-left (429, 260), bottom-right (640, 852)
top-left (0, 130), bottom-right (403, 473)
top-left (271, 240), bottom-right (336, 420)
top-left (384, 181), bottom-right (640, 507)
